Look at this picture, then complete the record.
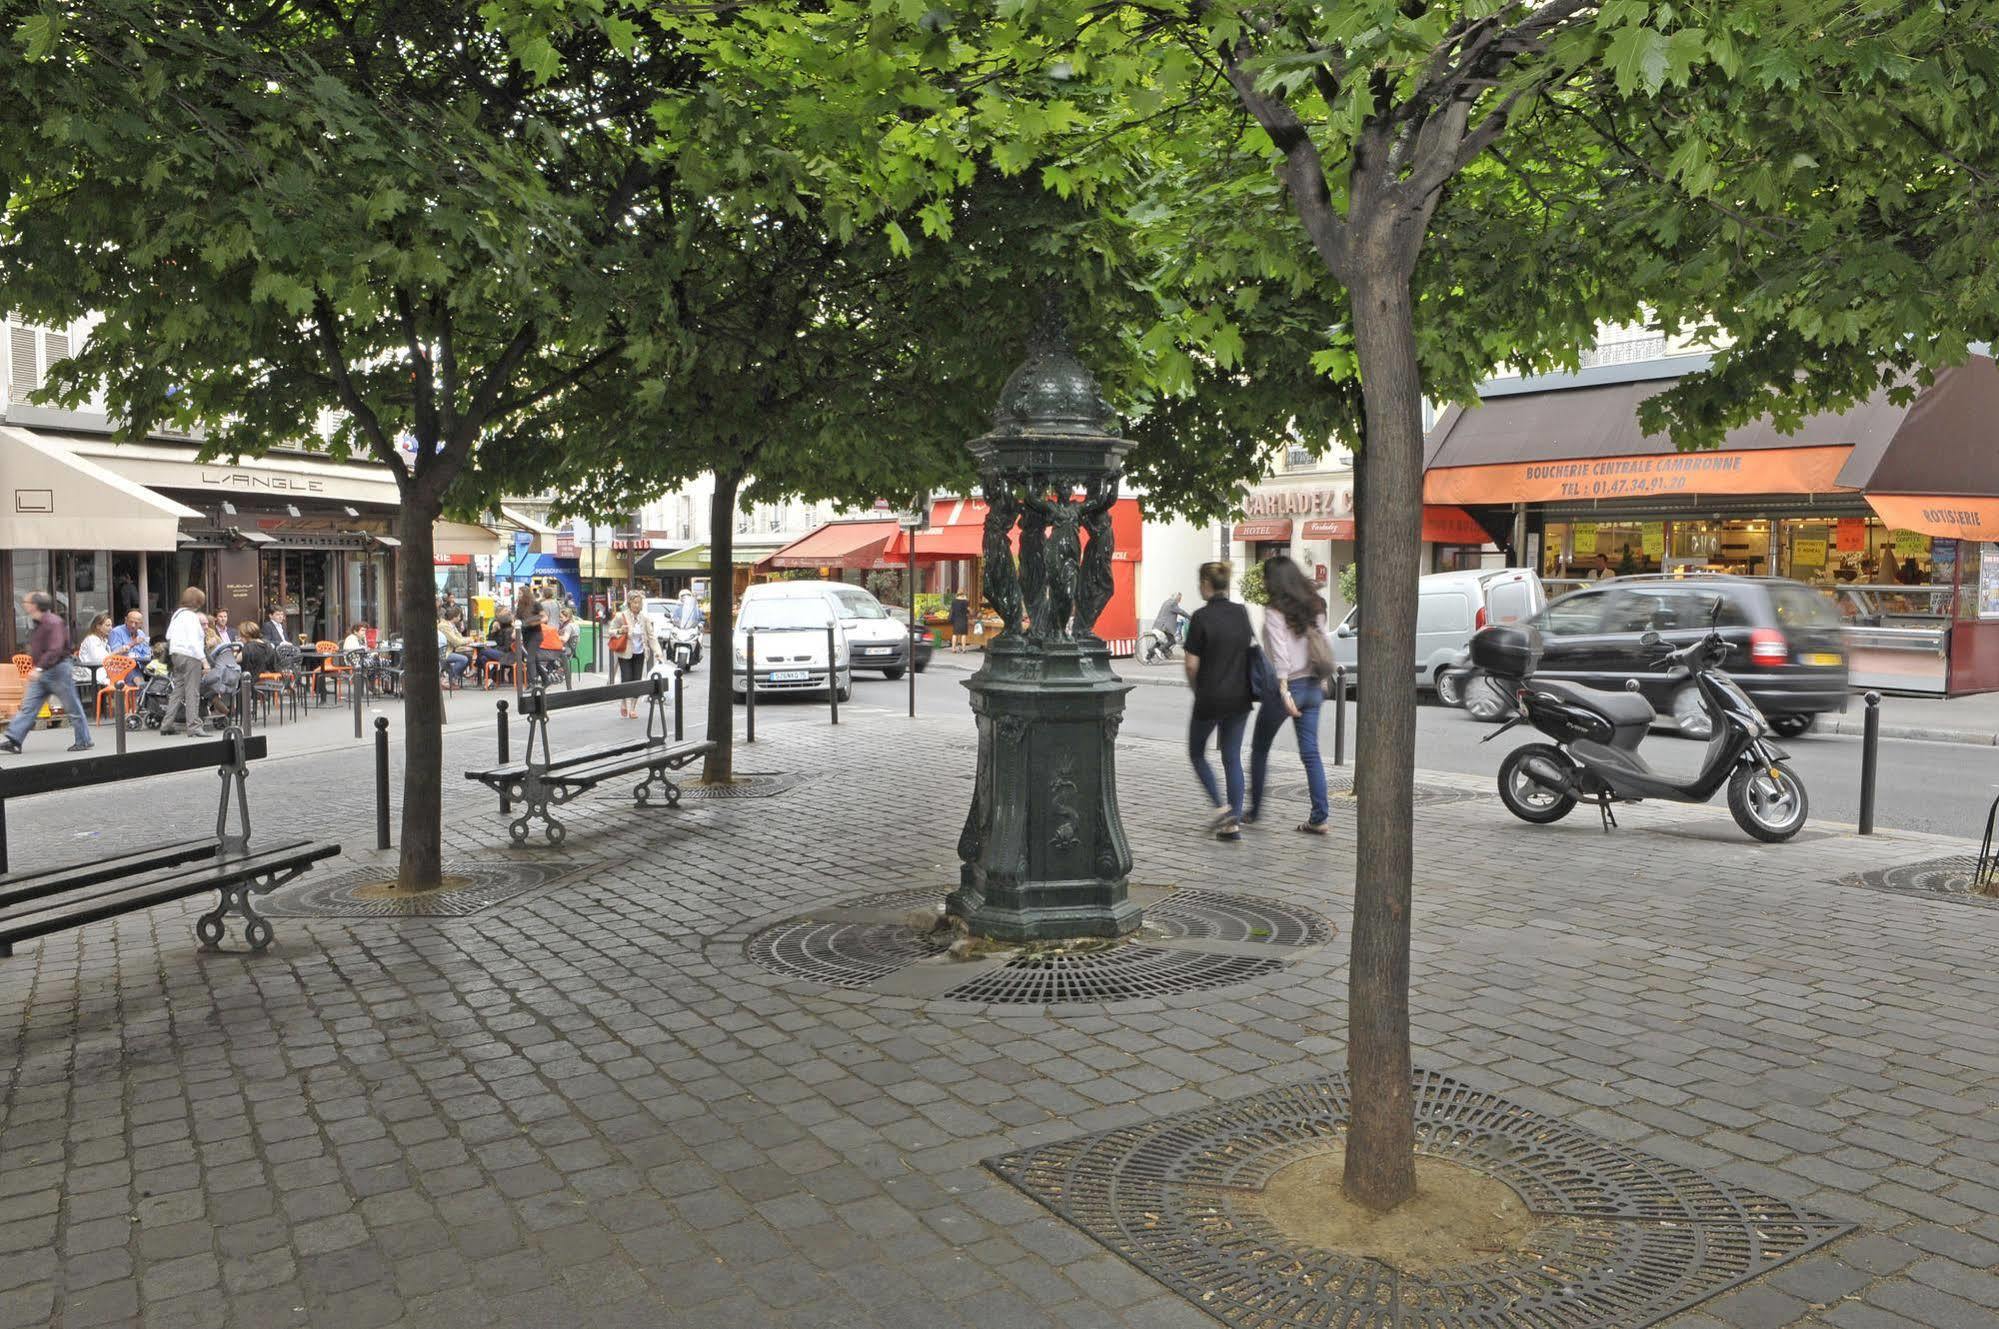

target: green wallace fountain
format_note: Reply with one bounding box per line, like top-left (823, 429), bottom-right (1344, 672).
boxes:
top-left (949, 300), bottom-right (1140, 941)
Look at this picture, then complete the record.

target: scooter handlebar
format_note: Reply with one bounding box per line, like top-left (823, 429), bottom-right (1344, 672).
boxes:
top-left (1650, 630), bottom-right (1728, 670)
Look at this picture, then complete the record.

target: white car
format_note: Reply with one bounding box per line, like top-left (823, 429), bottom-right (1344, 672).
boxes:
top-left (1330, 568), bottom-right (1546, 694)
top-left (741, 580), bottom-right (913, 678)
top-left (732, 589), bottom-right (852, 700)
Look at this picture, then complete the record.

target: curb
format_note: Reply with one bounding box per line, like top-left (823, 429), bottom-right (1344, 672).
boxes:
top-left (928, 656), bottom-right (1999, 746)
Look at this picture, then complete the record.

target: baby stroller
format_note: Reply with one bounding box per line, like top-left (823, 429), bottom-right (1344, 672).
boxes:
top-left (130, 660), bottom-right (175, 730)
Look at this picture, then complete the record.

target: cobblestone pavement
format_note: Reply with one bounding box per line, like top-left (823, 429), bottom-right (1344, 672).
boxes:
top-left (2, 695), bottom-right (1996, 1329)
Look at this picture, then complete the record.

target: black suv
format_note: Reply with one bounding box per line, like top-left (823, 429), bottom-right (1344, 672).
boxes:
top-left (1518, 575), bottom-right (1849, 737)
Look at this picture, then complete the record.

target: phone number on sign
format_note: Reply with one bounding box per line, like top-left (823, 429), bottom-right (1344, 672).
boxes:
top-left (1553, 475), bottom-right (1694, 498)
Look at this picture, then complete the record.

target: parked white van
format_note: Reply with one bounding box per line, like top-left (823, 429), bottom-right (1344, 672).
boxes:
top-left (1329, 568), bottom-right (1546, 694)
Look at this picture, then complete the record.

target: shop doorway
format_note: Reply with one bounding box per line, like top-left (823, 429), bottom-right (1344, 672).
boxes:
top-left (261, 549), bottom-right (337, 643)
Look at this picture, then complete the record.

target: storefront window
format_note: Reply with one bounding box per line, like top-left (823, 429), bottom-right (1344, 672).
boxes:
top-left (10, 549), bottom-right (50, 646)
top-left (1542, 521), bottom-right (1662, 579)
top-left (57, 551), bottom-right (111, 630)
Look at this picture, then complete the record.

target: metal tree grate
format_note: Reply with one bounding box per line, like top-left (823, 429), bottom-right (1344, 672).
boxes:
top-left (987, 1069), bottom-right (1853, 1329)
top-left (1143, 889), bottom-right (1334, 947)
top-left (745, 920), bottom-right (951, 989)
top-left (940, 945), bottom-right (1284, 1004)
top-left (679, 772), bottom-right (808, 800)
top-left (1840, 855), bottom-right (1999, 908)
top-left (259, 861), bottom-right (571, 918)
top-left (1267, 773), bottom-right (1485, 813)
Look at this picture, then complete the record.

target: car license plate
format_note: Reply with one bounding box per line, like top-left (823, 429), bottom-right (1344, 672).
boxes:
top-left (770, 670), bottom-right (809, 682)
top-left (863, 646), bottom-right (892, 655)
top-left (1804, 652), bottom-right (1843, 667)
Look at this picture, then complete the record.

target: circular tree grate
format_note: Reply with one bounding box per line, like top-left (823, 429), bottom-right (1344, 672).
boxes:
top-left (1142, 890), bottom-right (1333, 947)
top-left (1841, 855), bottom-right (1999, 907)
top-left (737, 887), bottom-right (1326, 1004)
top-left (1266, 772), bottom-right (1485, 813)
top-left (939, 945), bottom-right (1284, 1005)
top-left (987, 1069), bottom-right (1852, 1329)
top-left (746, 920), bottom-right (951, 989)
top-left (679, 771), bottom-right (809, 801)
top-left (259, 861), bottom-right (571, 918)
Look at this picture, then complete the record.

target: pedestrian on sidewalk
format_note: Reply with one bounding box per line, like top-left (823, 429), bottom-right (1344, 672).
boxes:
top-left (608, 591), bottom-right (657, 718)
top-left (949, 592), bottom-right (971, 652)
top-left (0, 590), bottom-right (93, 754)
top-left (161, 587), bottom-right (210, 738)
top-left (515, 584), bottom-right (544, 685)
top-left (1183, 562), bottom-right (1253, 841)
top-left (1247, 555), bottom-right (1332, 834)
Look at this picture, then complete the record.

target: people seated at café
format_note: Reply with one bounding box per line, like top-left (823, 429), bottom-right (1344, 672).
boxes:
top-left (238, 622), bottom-right (277, 678)
top-left (479, 612), bottom-right (516, 683)
top-left (106, 608), bottom-right (151, 662)
top-left (76, 613), bottom-right (113, 683)
top-left (340, 623), bottom-right (370, 655)
top-left (262, 604), bottom-right (296, 647)
top-left (437, 606), bottom-right (477, 688)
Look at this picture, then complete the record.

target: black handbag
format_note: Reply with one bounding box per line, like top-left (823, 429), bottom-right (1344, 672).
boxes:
top-left (1247, 642), bottom-right (1277, 702)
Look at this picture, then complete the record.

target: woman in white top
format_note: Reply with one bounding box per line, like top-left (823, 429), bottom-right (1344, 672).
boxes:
top-left (608, 591), bottom-right (657, 718)
top-left (1246, 555), bottom-right (1332, 832)
top-left (77, 613), bottom-right (113, 683)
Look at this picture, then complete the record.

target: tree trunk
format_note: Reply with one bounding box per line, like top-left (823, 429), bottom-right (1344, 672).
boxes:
top-left (394, 500), bottom-right (446, 890)
top-left (700, 475), bottom-right (740, 785)
top-left (1341, 252), bottom-right (1424, 1213)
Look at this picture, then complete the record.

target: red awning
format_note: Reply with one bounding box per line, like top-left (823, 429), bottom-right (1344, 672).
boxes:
top-left (760, 520), bottom-right (897, 570)
top-left (1421, 505), bottom-right (1491, 545)
top-left (1233, 517), bottom-right (1294, 542)
top-left (881, 495), bottom-right (1145, 563)
top-left (1301, 517), bottom-right (1355, 540)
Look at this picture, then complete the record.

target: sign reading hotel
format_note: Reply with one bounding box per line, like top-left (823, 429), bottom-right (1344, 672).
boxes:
top-left (1425, 446), bottom-right (1855, 505)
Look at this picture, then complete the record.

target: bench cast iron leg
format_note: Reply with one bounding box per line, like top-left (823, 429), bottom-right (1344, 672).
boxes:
top-left (510, 775), bottom-right (567, 847)
top-left (195, 864), bottom-right (308, 953)
top-left (634, 767), bottom-right (682, 809)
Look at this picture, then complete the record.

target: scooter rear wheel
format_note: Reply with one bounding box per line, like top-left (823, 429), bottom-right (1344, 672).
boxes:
top-left (1498, 743), bottom-right (1578, 824)
top-left (1727, 762), bottom-right (1809, 842)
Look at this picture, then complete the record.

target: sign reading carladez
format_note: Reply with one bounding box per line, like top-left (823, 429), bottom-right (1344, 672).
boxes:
top-left (198, 469), bottom-right (326, 493)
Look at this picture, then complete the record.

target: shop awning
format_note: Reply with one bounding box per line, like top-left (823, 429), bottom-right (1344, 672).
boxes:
top-left (1426, 446), bottom-right (1856, 506)
top-left (760, 520), bottom-right (897, 570)
top-left (1233, 517), bottom-right (1293, 542)
top-left (1865, 495), bottom-right (1999, 542)
top-left (635, 544), bottom-right (710, 574)
top-left (882, 497), bottom-right (989, 563)
top-left (1, 426), bottom-right (200, 551)
top-left (1301, 517), bottom-right (1355, 540)
top-left (433, 520), bottom-right (504, 557)
top-left (1421, 505), bottom-right (1491, 544)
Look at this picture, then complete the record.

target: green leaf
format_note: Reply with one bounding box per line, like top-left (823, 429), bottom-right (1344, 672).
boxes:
top-left (1605, 24), bottom-right (1671, 95)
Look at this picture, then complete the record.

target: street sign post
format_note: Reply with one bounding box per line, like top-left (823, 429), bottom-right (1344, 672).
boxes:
top-left (900, 495), bottom-right (929, 720)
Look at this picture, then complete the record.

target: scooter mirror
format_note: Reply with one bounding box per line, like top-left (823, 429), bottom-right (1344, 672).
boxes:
top-left (1638, 630), bottom-right (1662, 647)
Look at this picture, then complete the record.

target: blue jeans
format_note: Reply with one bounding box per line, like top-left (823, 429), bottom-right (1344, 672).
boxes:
top-left (4, 665), bottom-right (92, 748)
top-left (1249, 676), bottom-right (1328, 825)
top-left (1189, 708), bottom-right (1249, 821)
top-left (443, 651), bottom-right (470, 683)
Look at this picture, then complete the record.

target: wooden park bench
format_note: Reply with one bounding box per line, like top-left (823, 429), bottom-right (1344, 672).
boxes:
top-left (464, 676), bottom-right (713, 847)
top-left (0, 729), bottom-right (341, 957)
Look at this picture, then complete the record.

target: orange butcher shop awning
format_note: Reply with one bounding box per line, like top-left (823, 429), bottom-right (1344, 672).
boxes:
top-left (1424, 445), bottom-right (1856, 505)
top-left (760, 519), bottom-right (897, 570)
top-left (1421, 505), bottom-right (1490, 544)
top-left (1866, 495), bottom-right (1999, 542)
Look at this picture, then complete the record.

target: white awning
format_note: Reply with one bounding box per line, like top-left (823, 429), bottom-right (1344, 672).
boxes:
top-left (57, 434), bottom-right (403, 507)
top-left (1, 427), bottom-right (199, 552)
top-left (433, 521), bottom-right (502, 557)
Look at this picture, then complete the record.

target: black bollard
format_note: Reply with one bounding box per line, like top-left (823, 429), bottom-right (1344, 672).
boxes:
top-left (674, 666), bottom-right (686, 742)
top-left (1332, 665), bottom-right (1347, 768)
top-left (1858, 690), bottom-right (1881, 836)
top-left (496, 699), bottom-right (511, 813)
top-left (113, 683), bottom-right (127, 755)
top-left (237, 679), bottom-right (253, 737)
top-left (374, 716), bottom-right (391, 850)
top-left (745, 629), bottom-right (756, 745)
top-left (908, 625), bottom-right (918, 719)
top-left (352, 664), bottom-right (363, 739)
top-left (827, 625), bottom-right (839, 725)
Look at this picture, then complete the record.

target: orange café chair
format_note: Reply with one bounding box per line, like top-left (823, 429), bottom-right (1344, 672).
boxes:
top-left (95, 652), bottom-right (141, 722)
top-left (316, 640), bottom-right (351, 700)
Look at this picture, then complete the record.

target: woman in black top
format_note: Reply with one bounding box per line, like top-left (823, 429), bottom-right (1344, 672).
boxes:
top-left (948, 593), bottom-right (972, 652)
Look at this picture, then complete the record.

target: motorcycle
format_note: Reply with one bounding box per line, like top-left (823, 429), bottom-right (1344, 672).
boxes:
top-left (1139, 617), bottom-right (1188, 664)
top-left (1476, 623), bottom-right (1810, 843)
top-left (662, 619), bottom-right (703, 672)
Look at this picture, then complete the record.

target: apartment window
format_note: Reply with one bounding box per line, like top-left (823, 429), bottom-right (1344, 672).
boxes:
top-left (1285, 444), bottom-right (1316, 472)
top-left (677, 496), bottom-right (693, 540)
top-left (736, 507), bottom-right (751, 535)
top-left (766, 506), bottom-right (782, 534)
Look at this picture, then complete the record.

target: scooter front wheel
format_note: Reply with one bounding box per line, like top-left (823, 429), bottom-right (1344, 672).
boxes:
top-left (1498, 743), bottom-right (1578, 824)
top-left (1728, 762), bottom-right (1809, 842)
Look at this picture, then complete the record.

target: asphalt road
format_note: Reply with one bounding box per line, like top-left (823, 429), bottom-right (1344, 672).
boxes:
top-left (674, 653), bottom-right (1996, 839)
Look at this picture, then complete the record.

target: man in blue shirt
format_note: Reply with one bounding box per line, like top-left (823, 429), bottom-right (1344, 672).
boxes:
top-left (106, 608), bottom-right (152, 663)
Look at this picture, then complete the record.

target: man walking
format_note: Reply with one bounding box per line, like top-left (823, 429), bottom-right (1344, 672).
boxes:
top-left (1182, 562), bottom-right (1253, 841)
top-left (0, 590), bottom-right (93, 754)
top-left (162, 587), bottom-right (210, 737)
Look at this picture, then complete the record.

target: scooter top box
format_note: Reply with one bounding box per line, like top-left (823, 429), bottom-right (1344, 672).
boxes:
top-left (1471, 623), bottom-right (1541, 678)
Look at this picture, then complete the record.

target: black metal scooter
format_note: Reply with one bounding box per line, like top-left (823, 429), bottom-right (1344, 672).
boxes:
top-left (1474, 624), bottom-right (1810, 842)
